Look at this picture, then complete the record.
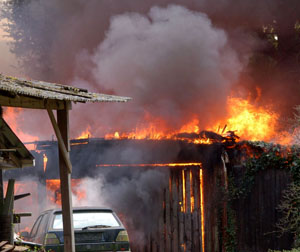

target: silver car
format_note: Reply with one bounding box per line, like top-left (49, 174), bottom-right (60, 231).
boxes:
top-left (22, 207), bottom-right (130, 252)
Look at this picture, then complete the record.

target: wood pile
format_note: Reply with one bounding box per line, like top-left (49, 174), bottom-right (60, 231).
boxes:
top-left (0, 241), bottom-right (28, 252)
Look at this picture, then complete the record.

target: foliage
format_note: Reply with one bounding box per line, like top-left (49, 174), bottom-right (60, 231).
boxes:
top-left (226, 141), bottom-right (300, 250)
top-left (224, 204), bottom-right (237, 252)
top-left (268, 248), bottom-right (300, 252)
top-left (276, 182), bottom-right (300, 247)
top-left (230, 141), bottom-right (300, 199)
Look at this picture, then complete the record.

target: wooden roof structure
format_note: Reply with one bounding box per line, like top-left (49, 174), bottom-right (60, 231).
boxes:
top-left (0, 74), bottom-right (130, 110)
top-left (0, 74), bottom-right (131, 251)
top-left (0, 117), bottom-right (34, 169)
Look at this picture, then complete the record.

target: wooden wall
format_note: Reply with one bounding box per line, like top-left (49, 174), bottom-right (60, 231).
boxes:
top-left (136, 166), bottom-right (204, 252)
top-left (232, 166), bottom-right (294, 252)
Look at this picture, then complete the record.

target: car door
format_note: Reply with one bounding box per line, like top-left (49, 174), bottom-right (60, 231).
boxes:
top-left (30, 213), bottom-right (49, 244)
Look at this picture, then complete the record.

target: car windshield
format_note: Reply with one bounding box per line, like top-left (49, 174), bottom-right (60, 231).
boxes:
top-left (52, 211), bottom-right (120, 230)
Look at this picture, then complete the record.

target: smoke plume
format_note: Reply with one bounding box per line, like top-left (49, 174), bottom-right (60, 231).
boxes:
top-left (75, 5), bottom-right (242, 131)
top-left (72, 168), bottom-right (169, 246)
top-left (1, 2), bottom-right (246, 137)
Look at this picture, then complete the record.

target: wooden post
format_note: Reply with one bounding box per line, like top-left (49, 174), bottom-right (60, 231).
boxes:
top-left (57, 105), bottom-right (75, 252)
top-left (0, 179), bottom-right (14, 244)
top-left (0, 169), bottom-right (3, 205)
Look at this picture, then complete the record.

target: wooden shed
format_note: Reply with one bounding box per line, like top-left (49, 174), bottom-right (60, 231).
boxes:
top-left (0, 116), bottom-right (35, 244)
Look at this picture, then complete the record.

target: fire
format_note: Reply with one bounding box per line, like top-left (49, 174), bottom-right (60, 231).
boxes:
top-left (76, 126), bottom-right (92, 139)
top-left (46, 179), bottom-right (86, 205)
top-left (179, 118), bottom-right (200, 134)
top-left (3, 91), bottom-right (287, 145)
top-left (182, 170), bottom-right (186, 213)
top-left (43, 153), bottom-right (48, 172)
top-left (3, 107), bottom-right (39, 143)
top-left (214, 97), bottom-right (279, 142)
top-left (190, 170), bottom-right (194, 212)
top-left (114, 131), bottom-right (120, 139)
top-left (104, 95), bottom-right (286, 144)
top-left (96, 163), bottom-right (202, 168)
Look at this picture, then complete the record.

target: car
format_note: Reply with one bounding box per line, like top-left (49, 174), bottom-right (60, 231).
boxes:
top-left (21, 207), bottom-right (130, 252)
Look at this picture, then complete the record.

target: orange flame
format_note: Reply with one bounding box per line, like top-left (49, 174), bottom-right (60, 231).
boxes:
top-left (104, 95), bottom-right (288, 144)
top-left (43, 153), bottom-right (48, 172)
top-left (190, 170), bottom-right (194, 212)
top-left (96, 163), bottom-right (202, 168)
top-left (214, 97), bottom-right (279, 142)
top-left (76, 126), bottom-right (92, 139)
top-left (3, 107), bottom-right (39, 143)
top-left (46, 179), bottom-right (86, 205)
top-left (2, 92), bottom-right (291, 145)
top-left (182, 170), bottom-right (186, 213)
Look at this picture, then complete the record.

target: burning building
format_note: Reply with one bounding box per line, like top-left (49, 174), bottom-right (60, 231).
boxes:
top-left (3, 133), bottom-right (296, 251)
top-left (1, 0), bottom-right (300, 251)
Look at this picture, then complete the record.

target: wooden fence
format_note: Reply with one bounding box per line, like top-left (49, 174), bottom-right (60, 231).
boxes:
top-left (135, 166), bottom-right (204, 252)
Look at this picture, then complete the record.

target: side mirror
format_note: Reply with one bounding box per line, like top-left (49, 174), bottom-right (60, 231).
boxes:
top-left (20, 231), bottom-right (30, 238)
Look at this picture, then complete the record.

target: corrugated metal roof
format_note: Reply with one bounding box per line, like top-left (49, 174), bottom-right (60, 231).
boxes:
top-left (0, 74), bottom-right (131, 103)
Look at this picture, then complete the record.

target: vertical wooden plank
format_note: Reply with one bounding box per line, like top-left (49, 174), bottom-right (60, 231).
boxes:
top-left (172, 170), bottom-right (179, 252)
top-left (57, 106), bottom-right (75, 252)
top-left (0, 169), bottom-right (3, 205)
top-left (151, 230), bottom-right (157, 252)
top-left (158, 187), bottom-right (165, 252)
top-left (192, 168), bottom-right (200, 252)
top-left (185, 168), bottom-right (192, 252)
top-left (221, 154), bottom-right (228, 252)
top-left (165, 178), bottom-right (171, 251)
top-left (199, 169), bottom-right (204, 252)
top-left (179, 169), bottom-right (185, 252)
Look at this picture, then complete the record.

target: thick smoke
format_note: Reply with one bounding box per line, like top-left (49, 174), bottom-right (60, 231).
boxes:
top-left (1, 0), bottom-right (300, 247)
top-left (76, 5), bottom-right (241, 131)
top-left (9, 168), bottom-right (169, 248)
top-left (1, 2), bottom-right (244, 137)
top-left (72, 168), bottom-right (169, 246)
top-left (1, 0), bottom-right (300, 138)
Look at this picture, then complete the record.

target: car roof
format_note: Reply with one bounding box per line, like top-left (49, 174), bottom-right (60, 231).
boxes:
top-left (40, 206), bottom-right (114, 215)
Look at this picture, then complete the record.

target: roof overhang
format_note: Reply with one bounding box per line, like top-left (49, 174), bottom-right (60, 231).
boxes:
top-left (0, 74), bottom-right (131, 110)
top-left (0, 117), bottom-right (34, 169)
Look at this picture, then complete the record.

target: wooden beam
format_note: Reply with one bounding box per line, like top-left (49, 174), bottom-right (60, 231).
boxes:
top-left (57, 106), bottom-right (75, 252)
top-left (0, 95), bottom-right (65, 110)
top-left (0, 179), bottom-right (14, 245)
top-left (47, 108), bottom-right (72, 173)
top-left (0, 169), bottom-right (3, 205)
top-left (1, 179), bottom-right (14, 215)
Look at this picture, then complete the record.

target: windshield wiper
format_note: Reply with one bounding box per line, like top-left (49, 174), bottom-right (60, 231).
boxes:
top-left (82, 225), bottom-right (112, 230)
